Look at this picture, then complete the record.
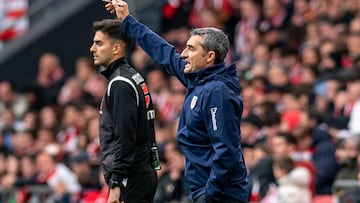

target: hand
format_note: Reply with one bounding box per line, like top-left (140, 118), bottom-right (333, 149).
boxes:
top-left (107, 187), bottom-right (123, 203)
top-left (104, 0), bottom-right (129, 22)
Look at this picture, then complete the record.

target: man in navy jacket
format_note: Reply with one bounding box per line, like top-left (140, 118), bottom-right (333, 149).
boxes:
top-left (104, 1), bottom-right (249, 202)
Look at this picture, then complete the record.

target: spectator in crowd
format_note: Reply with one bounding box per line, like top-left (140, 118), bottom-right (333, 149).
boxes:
top-left (12, 130), bottom-right (37, 157)
top-left (69, 151), bottom-right (101, 200)
top-left (0, 153), bottom-right (20, 189)
top-left (249, 143), bottom-right (275, 201)
top-left (271, 132), bottom-right (297, 159)
top-left (73, 56), bottom-right (107, 105)
top-left (90, 169), bottom-right (109, 203)
top-left (82, 116), bottom-right (100, 165)
top-left (35, 150), bottom-right (81, 202)
top-left (347, 72), bottom-right (360, 134)
top-left (308, 114), bottom-right (340, 195)
top-left (168, 76), bottom-right (186, 115)
top-left (189, 0), bottom-right (234, 29)
top-left (250, 131), bottom-right (299, 199)
top-left (0, 80), bottom-right (29, 121)
top-left (16, 154), bottom-right (38, 187)
top-left (159, 0), bottom-right (192, 55)
top-left (0, 154), bottom-right (38, 202)
top-left (234, 0), bottom-right (261, 56)
top-left (35, 127), bottom-right (62, 159)
top-left (240, 83), bottom-right (257, 117)
top-left (57, 77), bottom-right (90, 107)
top-left (38, 105), bottom-right (60, 134)
top-left (347, 32), bottom-right (360, 68)
top-left (267, 62), bottom-right (290, 89)
top-left (240, 113), bottom-right (265, 146)
top-left (279, 88), bottom-right (303, 133)
top-left (129, 44), bottom-right (154, 74)
top-left (16, 109), bottom-right (39, 132)
top-left (253, 43), bottom-right (272, 65)
top-left (56, 104), bottom-right (81, 155)
top-left (259, 108), bottom-right (282, 144)
top-left (34, 52), bottom-right (67, 108)
top-left (154, 140), bottom-right (187, 203)
top-left (1, 108), bottom-right (16, 150)
top-left (272, 155), bottom-right (312, 203)
top-left (335, 135), bottom-right (360, 180)
top-left (146, 67), bottom-right (175, 125)
top-left (323, 77), bottom-right (349, 130)
top-left (290, 0), bottom-right (316, 27)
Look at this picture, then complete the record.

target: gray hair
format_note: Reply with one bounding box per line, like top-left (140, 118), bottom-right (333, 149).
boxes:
top-left (190, 27), bottom-right (230, 64)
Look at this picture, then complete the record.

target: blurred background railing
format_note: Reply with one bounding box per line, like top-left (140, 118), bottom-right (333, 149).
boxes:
top-left (0, 185), bottom-right (53, 203)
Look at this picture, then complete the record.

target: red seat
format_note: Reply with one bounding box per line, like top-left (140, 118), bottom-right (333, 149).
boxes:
top-left (312, 195), bottom-right (333, 203)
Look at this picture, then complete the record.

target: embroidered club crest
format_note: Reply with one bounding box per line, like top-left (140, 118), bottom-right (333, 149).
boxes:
top-left (191, 96), bottom-right (198, 109)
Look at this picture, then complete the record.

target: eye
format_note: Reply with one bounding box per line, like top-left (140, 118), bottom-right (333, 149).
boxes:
top-left (188, 46), bottom-right (195, 51)
top-left (94, 41), bottom-right (103, 46)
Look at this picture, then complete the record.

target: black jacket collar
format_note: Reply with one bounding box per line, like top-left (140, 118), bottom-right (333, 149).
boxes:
top-left (100, 57), bottom-right (127, 80)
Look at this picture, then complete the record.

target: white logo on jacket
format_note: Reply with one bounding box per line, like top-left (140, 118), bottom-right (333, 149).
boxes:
top-left (191, 96), bottom-right (198, 109)
top-left (122, 178), bottom-right (128, 187)
top-left (210, 107), bottom-right (218, 131)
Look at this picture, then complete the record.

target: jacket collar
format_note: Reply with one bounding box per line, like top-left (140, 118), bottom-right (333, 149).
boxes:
top-left (100, 57), bottom-right (127, 80)
top-left (187, 62), bottom-right (227, 85)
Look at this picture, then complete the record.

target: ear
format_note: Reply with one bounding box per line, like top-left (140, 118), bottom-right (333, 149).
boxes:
top-left (113, 43), bottom-right (125, 56)
top-left (206, 51), bottom-right (216, 64)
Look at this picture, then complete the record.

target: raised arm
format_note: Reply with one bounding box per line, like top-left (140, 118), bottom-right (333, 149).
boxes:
top-left (105, 0), bottom-right (188, 87)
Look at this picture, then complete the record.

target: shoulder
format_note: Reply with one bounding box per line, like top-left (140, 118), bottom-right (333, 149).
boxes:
top-left (201, 80), bottom-right (235, 99)
top-left (107, 75), bottom-right (137, 96)
top-left (202, 80), bottom-right (226, 93)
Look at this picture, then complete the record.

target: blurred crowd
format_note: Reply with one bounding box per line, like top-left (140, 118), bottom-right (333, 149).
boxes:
top-left (1, 0), bottom-right (360, 202)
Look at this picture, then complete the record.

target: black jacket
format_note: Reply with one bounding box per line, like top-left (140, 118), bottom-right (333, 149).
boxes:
top-left (99, 58), bottom-right (156, 184)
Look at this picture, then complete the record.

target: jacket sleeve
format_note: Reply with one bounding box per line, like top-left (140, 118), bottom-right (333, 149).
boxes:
top-left (120, 15), bottom-right (188, 87)
top-left (201, 84), bottom-right (245, 201)
top-left (108, 80), bottom-right (138, 182)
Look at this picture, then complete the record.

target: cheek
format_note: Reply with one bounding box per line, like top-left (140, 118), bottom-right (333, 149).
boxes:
top-left (97, 48), bottom-right (105, 54)
top-left (191, 54), bottom-right (203, 64)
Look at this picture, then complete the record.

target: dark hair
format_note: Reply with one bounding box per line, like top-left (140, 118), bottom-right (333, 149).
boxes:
top-left (275, 131), bottom-right (297, 146)
top-left (262, 110), bottom-right (281, 126)
top-left (92, 19), bottom-right (133, 53)
top-left (273, 156), bottom-right (295, 173)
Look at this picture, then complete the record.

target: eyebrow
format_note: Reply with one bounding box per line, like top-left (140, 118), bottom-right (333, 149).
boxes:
top-left (186, 44), bottom-right (195, 49)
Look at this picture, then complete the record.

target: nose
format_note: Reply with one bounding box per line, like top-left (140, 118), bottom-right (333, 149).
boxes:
top-left (180, 49), bottom-right (187, 59)
top-left (90, 44), bottom-right (95, 53)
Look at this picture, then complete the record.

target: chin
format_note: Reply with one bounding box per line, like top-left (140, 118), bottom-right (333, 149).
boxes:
top-left (184, 67), bottom-right (192, 74)
top-left (94, 61), bottom-right (103, 67)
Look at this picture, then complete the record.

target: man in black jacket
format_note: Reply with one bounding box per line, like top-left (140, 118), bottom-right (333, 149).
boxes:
top-left (90, 19), bottom-right (158, 203)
